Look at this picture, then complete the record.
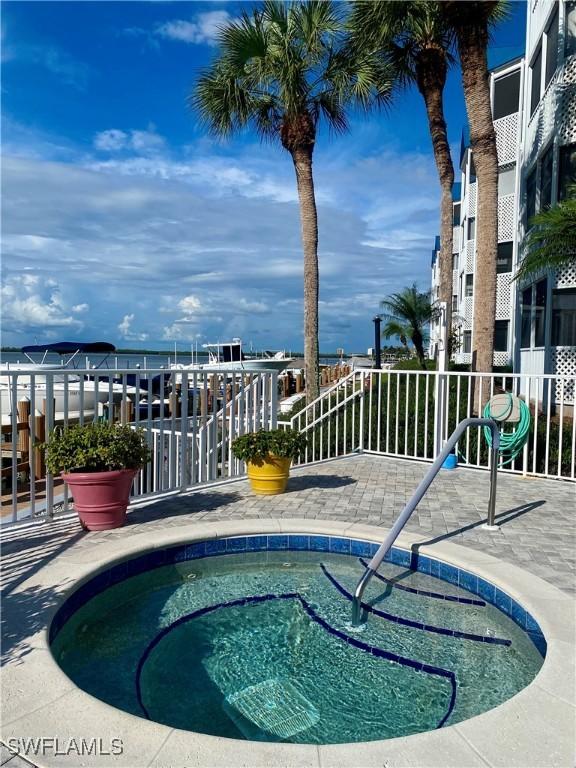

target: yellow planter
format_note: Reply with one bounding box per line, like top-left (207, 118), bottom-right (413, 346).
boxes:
top-left (246, 455), bottom-right (292, 495)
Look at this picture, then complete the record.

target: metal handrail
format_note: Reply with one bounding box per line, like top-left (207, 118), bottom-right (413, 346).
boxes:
top-left (351, 417), bottom-right (501, 626)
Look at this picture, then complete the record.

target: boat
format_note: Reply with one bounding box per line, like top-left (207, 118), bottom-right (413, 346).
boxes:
top-left (172, 339), bottom-right (293, 374)
top-left (0, 342), bottom-right (141, 423)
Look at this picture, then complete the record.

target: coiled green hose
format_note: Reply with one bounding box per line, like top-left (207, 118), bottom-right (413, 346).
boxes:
top-left (483, 393), bottom-right (531, 466)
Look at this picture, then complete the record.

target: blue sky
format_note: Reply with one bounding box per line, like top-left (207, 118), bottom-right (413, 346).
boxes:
top-left (1, 1), bottom-right (526, 353)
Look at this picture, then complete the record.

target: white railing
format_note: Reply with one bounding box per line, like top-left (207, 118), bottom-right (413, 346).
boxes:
top-left (0, 368), bottom-right (277, 525)
top-left (279, 369), bottom-right (576, 482)
top-left (3, 366), bottom-right (574, 526)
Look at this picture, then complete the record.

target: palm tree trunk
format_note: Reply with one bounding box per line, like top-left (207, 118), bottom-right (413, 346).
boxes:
top-left (454, 18), bottom-right (499, 378)
top-left (412, 329), bottom-right (427, 370)
top-left (291, 145), bottom-right (320, 402)
top-left (417, 66), bottom-right (454, 370)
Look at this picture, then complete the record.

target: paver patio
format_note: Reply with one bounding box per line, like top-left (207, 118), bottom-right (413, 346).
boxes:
top-left (2, 454), bottom-right (575, 603)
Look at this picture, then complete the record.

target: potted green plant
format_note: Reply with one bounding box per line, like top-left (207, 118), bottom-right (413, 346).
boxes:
top-left (42, 421), bottom-right (151, 530)
top-left (231, 428), bottom-right (307, 495)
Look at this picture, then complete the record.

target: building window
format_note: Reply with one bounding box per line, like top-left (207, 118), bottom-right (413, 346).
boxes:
top-left (469, 157), bottom-right (477, 184)
top-left (498, 167), bottom-right (516, 197)
top-left (497, 242), bottom-right (513, 273)
top-left (467, 217), bottom-right (476, 240)
top-left (530, 44), bottom-right (542, 115)
top-left (566, 1), bottom-right (576, 56)
top-left (453, 203), bottom-right (461, 226)
top-left (551, 289), bottom-right (576, 346)
top-left (540, 145), bottom-right (554, 210)
top-left (463, 331), bottom-right (472, 353)
top-left (558, 144), bottom-right (576, 201)
top-left (526, 168), bottom-right (537, 227)
top-left (452, 295), bottom-right (458, 312)
top-left (521, 287), bottom-right (532, 348)
top-left (493, 70), bottom-right (521, 120)
top-left (465, 274), bottom-right (474, 297)
top-left (534, 279), bottom-right (547, 347)
top-left (545, 7), bottom-right (559, 88)
top-left (494, 320), bottom-right (509, 352)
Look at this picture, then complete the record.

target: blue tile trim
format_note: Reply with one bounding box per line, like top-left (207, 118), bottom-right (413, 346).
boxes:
top-left (358, 558), bottom-right (485, 606)
top-left (320, 564), bottom-right (512, 646)
top-left (350, 539), bottom-right (373, 557)
top-left (267, 535), bottom-right (288, 550)
top-left (134, 591), bottom-right (457, 731)
top-left (48, 535), bottom-right (544, 660)
top-left (246, 536), bottom-right (268, 552)
top-left (329, 537), bottom-right (350, 555)
top-left (205, 539), bottom-right (227, 556)
top-left (288, 535), bottom-right (309, 551)
top-left (308, 535), bottom-right (330, 551)
top-left (226, 537), bottom-right (247, 553)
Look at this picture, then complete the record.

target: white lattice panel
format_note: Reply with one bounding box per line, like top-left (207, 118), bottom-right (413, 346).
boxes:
top-left (453, 226), bottom-right (460, 251)
top-left (493, 351), bottom-right (511, 367)
top-left (498, 194), bottom-right (515, 242)
top-left (525, 56), bottom-right (575, 166)
top-left (457, 352), bottom-right (472, 365)
top-left (494, 112), bottom-right (519, 166)
top-left (453, 268), bottom-right (458, 294)
top-left (555, 262), bottom-right (576, 289)
top-left (558, 55), bottom-right (576, 145)
top-left (468, 183), bottom-right (477, 217)
top-left (496, 273), bottom-right (512, 320)
top-left (465, 240), bottom-right (475, 273)
top-left (551, 348), bottom-right (576, 404)
top-left (463, 296), bottom-right (473, 327)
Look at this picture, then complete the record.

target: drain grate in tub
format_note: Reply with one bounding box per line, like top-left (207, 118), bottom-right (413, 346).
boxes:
top-left (226, 679), bottom-right (320, 739)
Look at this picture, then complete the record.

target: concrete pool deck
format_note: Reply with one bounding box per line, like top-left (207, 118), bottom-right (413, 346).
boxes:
top-left (1, 455), bottom-right (575, 767)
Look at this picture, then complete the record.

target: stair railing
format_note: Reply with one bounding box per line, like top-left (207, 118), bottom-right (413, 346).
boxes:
top-left (351, 417), bottom-right (501, 626)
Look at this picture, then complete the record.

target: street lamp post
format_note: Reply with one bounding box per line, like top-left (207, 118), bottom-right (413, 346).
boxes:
top-left (373, 316), bottom-right (381, 369)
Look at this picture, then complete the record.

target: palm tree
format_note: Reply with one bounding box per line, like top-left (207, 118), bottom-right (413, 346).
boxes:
top-left (191, 1), bottom-right (392, 403)
top-left (516, 195), bottom-right (576, 281)
top-left (380, 284), bottom-right (437, 369)
top-left (348, 1), bottom-right (455, 369)
top-left (441, 2), bottom-right (508, 374)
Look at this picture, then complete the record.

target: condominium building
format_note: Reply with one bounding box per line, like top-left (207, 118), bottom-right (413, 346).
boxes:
top-left (430, 55), bottom-right (524, 368)
top-left (516, 0), bottom-right (576, 393)
top-left (430, 0), bottom-right (576, 396)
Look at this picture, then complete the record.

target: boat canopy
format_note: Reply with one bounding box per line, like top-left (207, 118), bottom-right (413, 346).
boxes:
top-left (202, 341), bottom-right (244, 362)
top-left (22, 341), bottom-right (116, 355)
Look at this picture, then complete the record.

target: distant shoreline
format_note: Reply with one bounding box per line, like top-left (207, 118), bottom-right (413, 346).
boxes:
top-left (1, 347), bottom-right (364, 359)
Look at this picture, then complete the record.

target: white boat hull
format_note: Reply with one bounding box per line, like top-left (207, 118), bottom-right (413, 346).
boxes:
top-left (0, 376), bottom-right (138, 424)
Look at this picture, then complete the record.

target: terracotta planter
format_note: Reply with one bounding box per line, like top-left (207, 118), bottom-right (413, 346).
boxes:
top-left (63, 469), bottom-right (138, 531)
top-left (246, 455), bottom-right (291, 495)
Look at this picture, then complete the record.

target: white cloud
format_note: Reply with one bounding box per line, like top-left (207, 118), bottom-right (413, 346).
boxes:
top-left (2, 135), bottom-right (438, 350)
top-left (178, 295), bottom-right (202, 314)
top-left (236, 298), bottom-right (269, 314)
top-left (85, 154), bottom-right (298, 204)
top-left (156, 11), bottom-right (231, 46)
top-left (1, 274), bottom-right (85, 334)
top-left (94, 129), bottom-right (128, 152)
top-left (130, 129), bottom-right (165, 153)
top-left (93, 128), bottom-right (165, 155)
top-left (118, 313), bottom-right (149, 341)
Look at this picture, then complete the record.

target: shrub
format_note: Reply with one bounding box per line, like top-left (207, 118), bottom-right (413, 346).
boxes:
top-left (232, 428), bottom-right (307, 465)
top-left (43, 421), bottom-right (151, 475)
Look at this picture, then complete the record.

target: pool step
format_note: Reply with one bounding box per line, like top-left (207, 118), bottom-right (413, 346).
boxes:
top-left (226, 678), bottom-right (319, 740)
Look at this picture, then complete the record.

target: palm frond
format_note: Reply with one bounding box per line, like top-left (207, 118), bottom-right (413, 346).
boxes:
top-left (515, 195), bottom-right (576, 281)
top-left (191, 0), bottom-right (393, 146)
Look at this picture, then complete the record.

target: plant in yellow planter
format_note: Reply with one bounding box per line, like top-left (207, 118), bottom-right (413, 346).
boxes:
top-left (232, 428), bottom-right (307, 495)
